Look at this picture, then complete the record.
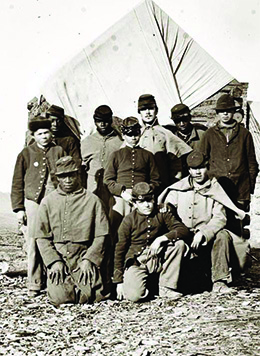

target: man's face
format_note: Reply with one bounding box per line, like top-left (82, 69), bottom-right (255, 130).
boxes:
top-left (33, 128), bottom-right (52, 147)
top-left (135, 199), bottom-right (154, 215)
top-left (189, 166), bottom-right (208, 184)
top-left (123, 132), bottom-right (140, 148)
top-left (49, 115), bottom-right (63, 133)
top-left (94, 118), bottom-right (112, 136)
top-left (57, 171), bottom-right (80, 193)
top-left (217, 109), bottom-right (235, 125)
top-left (139, 107), bottom-right (157, 125)
top-left (174, 114), bottom-right (191, 134)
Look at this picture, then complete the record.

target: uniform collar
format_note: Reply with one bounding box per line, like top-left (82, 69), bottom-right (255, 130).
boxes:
top-left (142, 117), bottom-right (159, 130)
top-left (56, 186), bottom-right (85, 196)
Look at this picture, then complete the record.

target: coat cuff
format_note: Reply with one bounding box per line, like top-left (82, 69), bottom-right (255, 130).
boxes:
top-left (112, 269), bottom-right (124, 284)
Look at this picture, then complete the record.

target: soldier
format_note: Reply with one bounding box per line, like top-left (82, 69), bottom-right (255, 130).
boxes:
top-left (165, 103), bottom-right (207, 149)
top-left (113, 182), bottom-right (190, 302)
top-left (159, 151), bottom-right (248, 294)
top-left (137, 94), bottom-right (192, 190)
top-left (81, 105), bottom-right (122, 210)
top-left (104, 117), bottom-right (160, 243)
top-left (35, 156), bottom-right (111, 306)
top-left (11, 116), bottom-right (65, 297)
top-left (200, 94), bottom-right (259, 212)
top-left (45, 105), bottom-right (81, 167)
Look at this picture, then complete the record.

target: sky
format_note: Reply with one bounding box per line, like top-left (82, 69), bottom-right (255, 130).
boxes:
top-left (1, 0), bottom-right (260, 193)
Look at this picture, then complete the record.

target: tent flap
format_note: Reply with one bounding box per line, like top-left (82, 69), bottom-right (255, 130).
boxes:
top-left (42, 0), bottom-right (234, 137)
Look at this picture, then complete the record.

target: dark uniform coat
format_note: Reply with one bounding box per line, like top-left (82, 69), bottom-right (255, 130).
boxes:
top-left (200, 122), bottom-right (259, 202)
top-left (113, 208), bottom-right (190, 283)
top-left (11, 142), bottom-right (65, 212)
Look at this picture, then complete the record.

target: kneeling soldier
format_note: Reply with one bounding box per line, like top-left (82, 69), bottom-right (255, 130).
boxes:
top-left (113, 182), bottom-right (190, 302)
top-left (35, 156), bottom-right (111, 306)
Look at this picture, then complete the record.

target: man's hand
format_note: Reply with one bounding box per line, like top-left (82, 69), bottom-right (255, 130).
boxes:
top-left (191, 231), bottom-right (205, 250)
top-left (116, 283), bottom-right (125, 300)
top-left (149, 235), bottom-right (168, 257)
top-left (17, 210), bottom-right (26, 224)
top-left (121, 189), bottom-right (132, 203)
top-left (158, 203), bottom-right (169, 214)
top-left (49, 261), bottom-right (67, 285)
top-left (74, 259), bottom-right (98, 286)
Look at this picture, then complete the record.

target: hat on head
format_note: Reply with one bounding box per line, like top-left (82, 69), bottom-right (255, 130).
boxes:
top-left (138, 94), bottom-right (157, 113)
top-left (121, 117), bottom-right (141, 135)
top-left (93, 105), bottom-right (113, 121)
top-left (187, 150), bottom-right (208, 169)
top-left (46, 105), bottom-right (64, 119)
top-left (171, 104), bottom-right (191, 120)
top-left (215, 94), bottom-right (238, 111)
top-left (55, 156), bottom-right (79, 176)
top-left (132, 182), bottom-right (154, 201)
top-left (28, 115), bottom-right (51, 132)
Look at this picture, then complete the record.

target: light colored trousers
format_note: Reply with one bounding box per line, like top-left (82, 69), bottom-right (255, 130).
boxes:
top-left (24, 199), bottom-right (45, 291)
top-left (122, 240), bottom-right (186, 302)
top-left (110, 195), bottom-right (132, 245)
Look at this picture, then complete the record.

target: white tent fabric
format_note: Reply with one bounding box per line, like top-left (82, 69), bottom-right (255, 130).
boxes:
top-left (248, 101), bottom-right (260, 162)
top-left (42, 0), bottom-right (233, 137)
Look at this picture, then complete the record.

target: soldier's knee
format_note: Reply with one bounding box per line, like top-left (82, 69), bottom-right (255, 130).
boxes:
top-left (47, 281), bottom-right (76, 306)
top-left (174, 239), bottom-right (186, 252)
top-left (214, 230), bottom-right (231, 248)
top-left (124, 286), bottom-right (148, 302)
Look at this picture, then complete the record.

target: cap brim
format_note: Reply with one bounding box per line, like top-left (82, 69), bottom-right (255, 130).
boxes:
top-left (56, 168), bottom-right (79, 176)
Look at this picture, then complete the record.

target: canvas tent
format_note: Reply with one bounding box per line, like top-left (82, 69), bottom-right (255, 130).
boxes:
top-left (42, 0), bottom-right (234, 137)
top-left (248, 101), bottom-right (260, 162)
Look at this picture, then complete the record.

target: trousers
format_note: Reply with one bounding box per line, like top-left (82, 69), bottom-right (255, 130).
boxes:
top-left (122, 240), bottom-right (186, 302)
top-left (24, 199), bottom-right (45, 291)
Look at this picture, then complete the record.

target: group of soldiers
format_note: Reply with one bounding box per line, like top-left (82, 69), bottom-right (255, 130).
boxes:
top-left (11, 92), bottom-right (259, 306)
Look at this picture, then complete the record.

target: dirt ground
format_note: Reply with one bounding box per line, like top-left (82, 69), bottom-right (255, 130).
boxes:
top-left (1, 176), bottom-right (260, 356)
top-left (0, 225), bottom-right (259, 356)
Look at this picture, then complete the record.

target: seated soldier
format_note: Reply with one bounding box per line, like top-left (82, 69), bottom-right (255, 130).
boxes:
top-left (113, 182), bottom-right (191, 302)
top-left (159, 151), bottom-right (248, 294)
top-left (35, 156), bottom-right (111, 306)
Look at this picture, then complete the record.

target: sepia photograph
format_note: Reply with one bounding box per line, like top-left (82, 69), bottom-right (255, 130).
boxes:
top-left (0, 0), bottom-right (260, 355)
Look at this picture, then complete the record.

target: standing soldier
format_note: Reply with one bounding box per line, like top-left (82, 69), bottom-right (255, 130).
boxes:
top-left (45, 105), bottom-right (82, 167)
top-left (104, 117), bottom-right (160, 243)
top-left (200, 94), bottom-right (259, 212)
top-left (81, 105), bottom-right (122, 210)
top-left (137, 94), bottom-right (192, 190)
top-left (11, 116), bottom-right (65, 297)
top-left (165, 103), bottom-right (207, 149)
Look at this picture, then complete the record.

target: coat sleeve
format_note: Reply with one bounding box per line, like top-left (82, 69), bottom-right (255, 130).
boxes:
top-left (11, 152), bottom-right (26, 212)
top-left (198, 201), bottom-right (227, 243)
top-left (35, 200), bottom-right (64, 268)
top-left (164, 128), bottom-right (192, 157)
top-left (163, 211), bottom-right (191, 244)
top-left (245, 131), bottom-right (259, 194)
top-left (83, 199), bottom-right (110, 267)
top-left (148, 152), bottom-right (161, 192)
top-left (66, 137), bottom-right (82, 167)
top-left (113, 217), bottom-right (131, 284)
top-left (103, 151), bottom-right (125, 196)
top-left (80, 137), bottom-right (91, 172)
